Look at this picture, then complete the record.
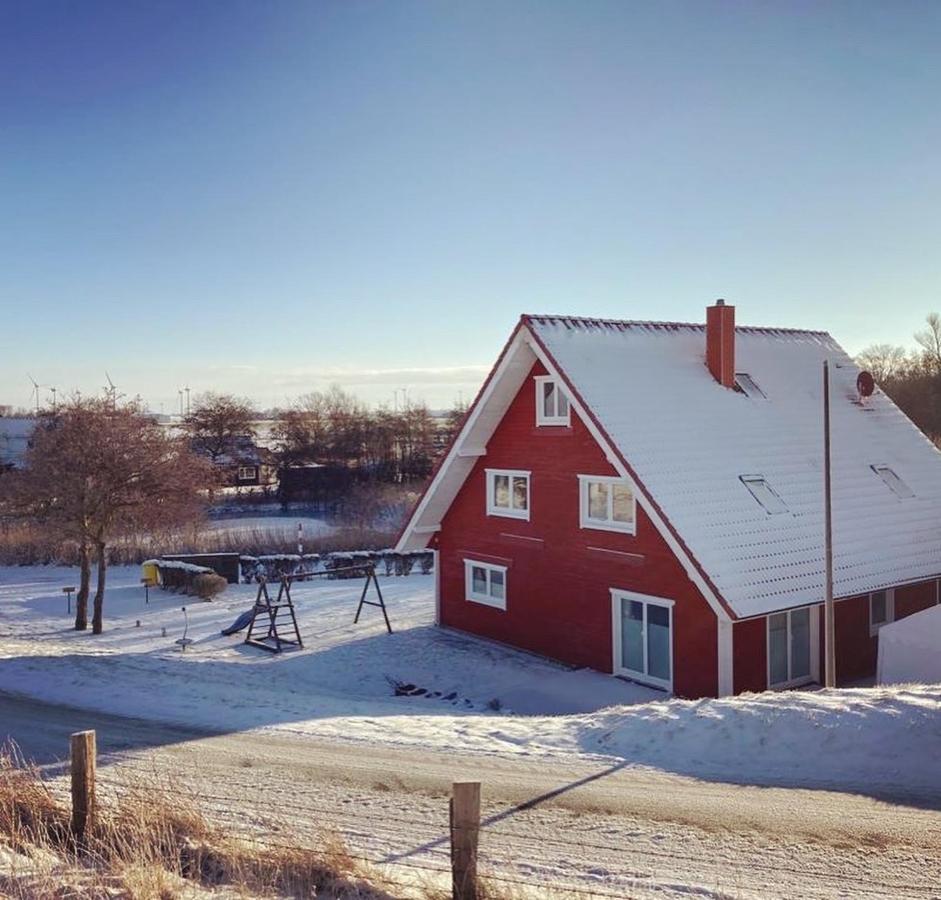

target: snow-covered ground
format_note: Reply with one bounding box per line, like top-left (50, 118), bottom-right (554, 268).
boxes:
top-left (1, 565), bottom-right (940, 800)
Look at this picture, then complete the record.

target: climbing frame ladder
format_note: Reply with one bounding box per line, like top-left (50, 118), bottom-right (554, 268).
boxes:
top-left (244, 577), bottom-right (304, 653)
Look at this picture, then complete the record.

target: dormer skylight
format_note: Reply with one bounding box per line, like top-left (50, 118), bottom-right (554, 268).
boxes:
top-left (740, 475), bottom-right (788, 514)
top-left (871, 465), bottom-right (914, 499)
top-left (735, 373), bottom-right (766, 399)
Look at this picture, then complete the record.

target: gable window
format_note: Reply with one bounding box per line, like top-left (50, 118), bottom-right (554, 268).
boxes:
top-left (535, 376), bottom-right (570, 426)
top-left (869, 589), bottom-right (895, 635)
top-left (871, 465), bottom-right (914, 499)
top-left (735, 373), bottom-right (766, 399)
top-left (767, 607), bottom-right (813, 688)
top-left (237, 466), bottom-right (257, 481)
top-left (740, 475), bottom-right (788, 515)
top-left (486, 469), bottom-right (530, 519)
top-left (579, 475), bottom-right (635, 534)
top-left (464, 559), bottom-right (507, 610)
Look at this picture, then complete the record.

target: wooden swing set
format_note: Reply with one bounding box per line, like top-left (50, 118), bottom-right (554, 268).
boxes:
top-left (244, 562), bottom-right (391, 653)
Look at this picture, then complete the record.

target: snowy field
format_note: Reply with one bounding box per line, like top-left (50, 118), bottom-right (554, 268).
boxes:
top-left (1, 565), bottom-right (940, 800)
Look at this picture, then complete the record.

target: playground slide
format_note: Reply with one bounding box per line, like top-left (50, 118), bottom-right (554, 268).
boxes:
top-left (221, 610), bottom-right (255, 636)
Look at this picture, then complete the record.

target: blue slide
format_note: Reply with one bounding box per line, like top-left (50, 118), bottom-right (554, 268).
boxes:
top-left (221, 610), bottom-right (255, 636)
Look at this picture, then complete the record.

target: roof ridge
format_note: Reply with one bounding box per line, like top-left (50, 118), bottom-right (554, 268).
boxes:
top-left (523, 313), bottom-right (832, 338)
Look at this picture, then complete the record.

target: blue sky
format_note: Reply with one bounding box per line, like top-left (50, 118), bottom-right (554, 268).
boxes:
top-left (2, 1), bottom-right (939, 412)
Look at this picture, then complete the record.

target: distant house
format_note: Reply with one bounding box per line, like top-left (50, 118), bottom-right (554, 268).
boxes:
top-left (195, 435), bottom-right (277, 491)
top-left (0, 416), bottom-right (35, 472)
top-left (396, 302), bottom-right (941, 698)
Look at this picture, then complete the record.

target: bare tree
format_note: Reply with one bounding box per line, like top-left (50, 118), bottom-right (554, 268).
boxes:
top-left (183, 393), bottom-right (256, 464)
top-left (915, 313), bottom-right (941, 372)
top-left (855, 344), bottom-right (909, 383)
top-left (11, 399), bottom-right (213, 633)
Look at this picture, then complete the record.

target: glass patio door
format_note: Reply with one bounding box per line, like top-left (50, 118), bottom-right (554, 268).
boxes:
top-left (768, 607), bottom-right (812, 688)
top-left (615, 592), bottom-right (673, 691)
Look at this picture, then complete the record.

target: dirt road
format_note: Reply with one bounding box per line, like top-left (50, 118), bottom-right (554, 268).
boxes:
top-left (3, 691), bottom-right (939, 897)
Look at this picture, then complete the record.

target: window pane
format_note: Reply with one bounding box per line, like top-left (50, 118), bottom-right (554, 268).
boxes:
top-left (557, 390), bottom-right (569, 417)
top-left (790, 608), bottom-right (810, 680)
top-left (542, 381), bottom-right (556, 418)
top-left (768, 613), bottom-right (789, 685)
top-left (588, 481), bottom-right (609, 520)
top-left (512, 476), bottom-right (528, 510)
top-left (646, 604), bottom-right (671, 681)
top-left (493, 474), bottom-right (510, 508)
top-left (621, 599), bottom-right (644, 673)
top-left (612, 484), bottom-right (634, 524)
top-left (490, 569), bottom-right (505, 600)
top-left (471, 566), bottom-right (487, 596)
top-left (871, 591), bottom-right (887, 625)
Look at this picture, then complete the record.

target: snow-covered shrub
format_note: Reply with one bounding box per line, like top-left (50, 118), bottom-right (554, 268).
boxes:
top-left (192, 573), bottom-right (227, 600)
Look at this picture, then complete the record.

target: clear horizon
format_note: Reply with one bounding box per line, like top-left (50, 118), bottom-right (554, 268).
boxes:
top-left (3, 1), bottom-right (940, 411)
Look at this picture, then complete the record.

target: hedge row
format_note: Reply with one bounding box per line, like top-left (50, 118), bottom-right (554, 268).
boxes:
top-left (238, 549), bottom-right (434, 582)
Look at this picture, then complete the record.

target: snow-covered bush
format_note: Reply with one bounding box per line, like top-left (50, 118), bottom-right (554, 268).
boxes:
top-left (192, 572), bottom-right (227, 601)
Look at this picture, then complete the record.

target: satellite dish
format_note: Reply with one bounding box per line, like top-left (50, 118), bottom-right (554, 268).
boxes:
top-left (857, 371), bottom-right (875, 397)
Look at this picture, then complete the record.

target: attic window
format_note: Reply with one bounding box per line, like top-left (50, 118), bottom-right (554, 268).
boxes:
top-left (535, 376), bottom-right (570, 426)
top-left (735, 373), bottom-right (766, 399)
top-left (871, 465), bottom-right (914, 499)
top-left (740, 475), bottom-right (788, 514)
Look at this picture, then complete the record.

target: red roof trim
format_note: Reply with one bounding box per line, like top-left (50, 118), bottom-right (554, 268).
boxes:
top-left (522, 315), bottom-right (739, 621)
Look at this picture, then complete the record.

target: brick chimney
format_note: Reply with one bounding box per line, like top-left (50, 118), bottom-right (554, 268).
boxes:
top-left (706, 299), bottom-right (735, 388)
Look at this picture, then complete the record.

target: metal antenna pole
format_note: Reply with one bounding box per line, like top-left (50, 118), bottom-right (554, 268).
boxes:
top-left (823, 360), bottom-right (836, 688)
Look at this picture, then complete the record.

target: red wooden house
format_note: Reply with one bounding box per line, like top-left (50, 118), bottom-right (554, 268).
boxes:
top-left (396, 302), bottom-right (941, 697)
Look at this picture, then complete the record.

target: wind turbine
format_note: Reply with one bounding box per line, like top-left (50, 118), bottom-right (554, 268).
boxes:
top-left (26, 374), bottom-right (42, 415)
top-left (48, 386), bottom-right (57, 412)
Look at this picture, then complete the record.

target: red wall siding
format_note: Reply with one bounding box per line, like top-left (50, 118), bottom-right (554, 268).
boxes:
top-left (437, 361), bottom-right (719, 698)
top-left (835, 594), bottom-right (875, 683)
top-left (895, 580), bottom-right (937, 619)
top-left (733, 618), bottom-right (767, 693)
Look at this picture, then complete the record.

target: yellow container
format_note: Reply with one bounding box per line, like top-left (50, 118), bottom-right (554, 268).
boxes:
top-left (141, 561), bottom-right (160, 586)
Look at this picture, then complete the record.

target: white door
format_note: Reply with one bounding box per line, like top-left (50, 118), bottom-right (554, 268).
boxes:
top-left (612, 590), bottom-right (674, 691)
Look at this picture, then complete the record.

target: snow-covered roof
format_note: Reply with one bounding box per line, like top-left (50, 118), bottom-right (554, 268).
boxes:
top-left (530, 315), bottom-right (941, 618)
top-left (398, 313), bottom-right (941, 620)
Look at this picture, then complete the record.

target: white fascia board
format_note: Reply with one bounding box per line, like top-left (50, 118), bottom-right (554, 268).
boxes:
top-left (395, 328), bottom-right (535, 552)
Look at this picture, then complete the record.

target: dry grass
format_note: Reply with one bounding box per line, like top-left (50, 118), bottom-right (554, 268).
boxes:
top-left (0, 745), bottom-right (398, 899)
top-left (0, 521), bottom-right (399, 567)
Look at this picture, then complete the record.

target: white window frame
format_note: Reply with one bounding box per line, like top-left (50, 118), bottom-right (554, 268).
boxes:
top-left (464, 559), bottom-right (507, 610)
top-left (237, 465), bottom-right (257, 481)
top-left (610, 589), bottom-right (674, 692)
top-left (485, 468), bottom-right (531, 520)
top-left (534, 375), bottom-right (570, 426)
top-left (766, 606), bottom-right (818, 689)
top-left (578, 475), bottom-right (636, 535)
top-left (869, 588), bottom-right (895, 636)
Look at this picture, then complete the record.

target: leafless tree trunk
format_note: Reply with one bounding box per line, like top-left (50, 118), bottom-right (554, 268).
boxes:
top-left (92, 540), bottom-right (107, 635)
top-left (75, 541), bottom-right (90, 631)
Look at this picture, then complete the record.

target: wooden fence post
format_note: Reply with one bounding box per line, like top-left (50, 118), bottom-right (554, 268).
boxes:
top-left (450, 781), bottom-right (480, 900)
top-left (70, 730), bottom-right (96, 843)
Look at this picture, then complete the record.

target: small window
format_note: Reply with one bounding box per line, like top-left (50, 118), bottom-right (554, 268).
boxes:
top-left (735, 373), bottom-right (766, 399)
top-left (535, 376), bottom-right (570, 426)
top-left (740, 475), bottom-right (788, 514)
top-left (579, 475), bottom-right (635, 533)
top-left (871, 465), bottom-right (914, 499)
top-left (486, 469), bottom-right (530, 520)
top-left (869, 589), bottom-right (895, 635)
top-left (237, 466), bottom-right (257, 481)
top-left (464, 559), bottom-right (507, 610)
